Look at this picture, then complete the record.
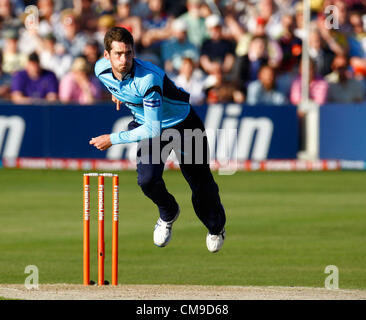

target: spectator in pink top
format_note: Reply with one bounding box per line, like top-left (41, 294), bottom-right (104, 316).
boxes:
top-left (59, 56), bottom-right (101, 105)
top-left (290, 60), bottom-right (329, 106)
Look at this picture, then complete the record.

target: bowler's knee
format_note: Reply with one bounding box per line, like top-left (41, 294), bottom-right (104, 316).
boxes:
top-left (137, 172), bottom-right (160, 192)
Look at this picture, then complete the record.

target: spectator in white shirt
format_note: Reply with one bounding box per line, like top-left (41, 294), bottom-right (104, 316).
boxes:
top-left (38, 33), bottom-right (73, 79)
top-left (173, 57), bottom-right (206, 106)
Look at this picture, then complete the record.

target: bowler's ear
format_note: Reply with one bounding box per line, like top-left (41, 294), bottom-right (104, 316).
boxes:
top-left (104, 50), bottom-right (110, 60)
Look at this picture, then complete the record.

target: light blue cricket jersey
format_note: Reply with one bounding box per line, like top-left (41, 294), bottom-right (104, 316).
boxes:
top-left (95, 57), bottom-right (191, 144)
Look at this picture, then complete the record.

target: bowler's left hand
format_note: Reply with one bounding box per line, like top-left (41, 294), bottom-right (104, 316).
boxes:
top-left (89, 134), bottom-right (112, 151)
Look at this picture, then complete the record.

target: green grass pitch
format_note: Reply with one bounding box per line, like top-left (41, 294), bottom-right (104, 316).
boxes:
top-left (0, 169), bottom-right (365, 289)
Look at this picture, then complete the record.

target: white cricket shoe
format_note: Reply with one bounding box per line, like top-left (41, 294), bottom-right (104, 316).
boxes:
top-left (206, 228), bottom-right (226, 253)
top-left (153, 206), bottom-right (180, 247)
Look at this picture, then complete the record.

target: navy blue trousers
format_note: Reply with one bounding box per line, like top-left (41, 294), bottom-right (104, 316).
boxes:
top-left (129, 107), bottom-right (226, 235)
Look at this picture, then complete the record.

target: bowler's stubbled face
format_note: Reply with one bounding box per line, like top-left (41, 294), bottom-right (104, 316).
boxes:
top-left (105, 41), bottom-right (134, 78)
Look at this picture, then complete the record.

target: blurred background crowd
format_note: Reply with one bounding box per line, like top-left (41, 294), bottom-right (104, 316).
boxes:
top-left (0, 0), bottom-right (366, 106)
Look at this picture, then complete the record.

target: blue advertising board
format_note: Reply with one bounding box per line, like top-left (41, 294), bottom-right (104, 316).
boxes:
top-left (319, 104), bottom-right (366, 161)
top-left (0, 103), bottom-right (298, 160)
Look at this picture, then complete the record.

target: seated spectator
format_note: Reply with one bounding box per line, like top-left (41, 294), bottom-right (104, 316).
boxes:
top-left (0, 51), bottom-right (11, 100)
top-left (1, 28), bottom-right (27, 74)
top-left (94, 0), bottom-right (115, 15)
top-left (344, 0), bottom-right (366, 11)
top-left (141, 0), bottom-right (171, 41)
top-left (348, 11), bottom-right (366, 77)
top-left (275, 12), bottom-right (302, 97)
top-left (73, 0), bottom-right (99, 34)
top-left (56, 9), bottom-right (88, 57)
top-left (130, 0), bottom-right (150, 20)
top-left (204, 68), bottom-right (245, 104)
top-left (17, 7), bottom-right (44, 55)
top-left (290, 60), bottom-right (328, 106)
top-left (82, 39), bottom-right (108, 101)
top-left (246, 0), bottom-right (283, 40)
top-left (140, 0), bottom-right (173, 63)
top-left (278, 12), bottom-right (302, 73)
top-left (348, 11), bottom-right (366, 54)
top-left (238, 36), bottom-right (269, 90)
top-left (116, 0), bottom-right (143, 48)
top-left (36, 0), bottom-right (62, 37)
top-left (82, 38), bottom-right (102, 66)
top-left (94, 14), bottom-right (116, 53)
top-left (247, 65), bottom-right (288, 105)
top-left (52, 1), bottom-right (74, 13)
top-left (308, 29), bottom-right (335, 77)
top-left (0, 0), bottom-right (22, 32)
top-left (329, 0), bottom-right (353, 36)
top-left (200, 14), bottom-right (235, 77)
top-left (225, 13), bottom-right (283, 74)
top-left (59, 56), bottom-right (101, 105)
top-left (178, 0), bottom-right (208, 50)
top-left (173, 57), bottom-right (206, 106)
top-left (326, 55), bottom-right (365, 103)
top-left (294, 0), bottom-right (348, 63)
top-left (316, 0), bottom-right (349, 56)
top-left (161, 19), bottom-right (199, 76)
top-left (39, 33), bottom-right (73, 79)
top-left (11, 52), bottom-right (58, 104)
top-left (198, 0), bottom-right (211, 19)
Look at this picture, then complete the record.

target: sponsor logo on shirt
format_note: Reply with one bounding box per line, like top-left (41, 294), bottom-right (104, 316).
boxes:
top-left (109, 86), bottom-right (118, 93)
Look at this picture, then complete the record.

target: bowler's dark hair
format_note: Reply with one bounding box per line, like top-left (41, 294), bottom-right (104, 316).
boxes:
top-left (104, 27), bottom-right (134, 52)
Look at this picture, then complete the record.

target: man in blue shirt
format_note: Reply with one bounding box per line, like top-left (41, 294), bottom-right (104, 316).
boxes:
top-left (90, 27), bottom-right (226, 252)
top-left (246, 65), bottom-right (288, 105)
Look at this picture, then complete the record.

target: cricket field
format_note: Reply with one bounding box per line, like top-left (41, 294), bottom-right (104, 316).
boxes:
top-left (0, 169), bottom-right (365, 299)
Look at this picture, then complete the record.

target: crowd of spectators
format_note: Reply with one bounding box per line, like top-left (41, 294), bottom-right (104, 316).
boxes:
top-left (0, 0), bottom-right (366, 106)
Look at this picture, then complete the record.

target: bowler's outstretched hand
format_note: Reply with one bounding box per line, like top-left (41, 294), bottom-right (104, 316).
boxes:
top-left (89, 134), bottom-right (112, 151)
